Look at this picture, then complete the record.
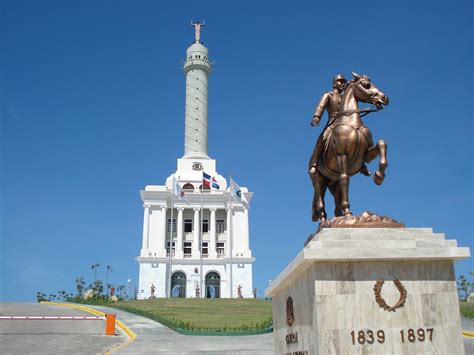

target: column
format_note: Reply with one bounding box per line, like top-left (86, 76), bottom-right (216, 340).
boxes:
top-left (175, 208), bottom-right (184, 258)
top-left (193, 208), bottom-right (201, 258)
top-left (226, 207), bottom-right (232, 257)
top-left (209, 208), bottom-right (217, 258)
top-left (157, 205), bottom-right (167, 257)
top-left (141, 204), bottom-right (150, 256)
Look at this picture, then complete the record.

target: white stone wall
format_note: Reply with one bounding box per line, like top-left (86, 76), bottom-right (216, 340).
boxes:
top-left (231, 262), bottom-right (254, 298)
top-left (272, 260), bottom-right (464, 355)
top-left (137, 260), bottom-right (253, 299)
top-left (138, 262), bottom-right (167, 299)
top-left (148, 206), bottom-right (166, 257)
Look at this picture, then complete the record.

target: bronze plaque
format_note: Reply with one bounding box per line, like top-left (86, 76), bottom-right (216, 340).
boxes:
top-left (286, 296), bottom-right (294, 326)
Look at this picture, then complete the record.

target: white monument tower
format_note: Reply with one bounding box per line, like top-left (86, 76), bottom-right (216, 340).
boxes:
top-left (136, 22), bottom-right (255, 299)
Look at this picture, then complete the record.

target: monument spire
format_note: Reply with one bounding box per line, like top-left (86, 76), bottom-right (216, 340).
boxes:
top-left (183, 20), bottom-right (212, 159)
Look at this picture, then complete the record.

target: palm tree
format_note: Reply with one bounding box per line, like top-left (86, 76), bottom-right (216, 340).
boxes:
top-left (106, 265), bottom-right (113, 293)
top-left (457, 275), bottom-right (471, 301)
top-left (91, 263), bottom-right (100, 280)
top-left (92, 280), bottom-right (104, 296)
top-left (75, 276), bottom-right (86, 296)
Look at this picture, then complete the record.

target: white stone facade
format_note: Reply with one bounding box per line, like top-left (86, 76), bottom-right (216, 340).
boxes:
top-left (136, 29), bottom-right (255, 299)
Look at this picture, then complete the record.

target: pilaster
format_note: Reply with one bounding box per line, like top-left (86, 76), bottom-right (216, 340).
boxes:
top-left (175, 208), bottom-right (184, 258)
top-left (192, 208), bottom-right (201, 258)
top-left (140, 204), bottom-right (150, 256)
top-left (209, 208), bottom-right (217, 258)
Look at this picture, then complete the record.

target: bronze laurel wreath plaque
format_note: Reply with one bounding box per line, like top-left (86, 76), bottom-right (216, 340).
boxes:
top-left (373, 279), bottom-right (407, 312)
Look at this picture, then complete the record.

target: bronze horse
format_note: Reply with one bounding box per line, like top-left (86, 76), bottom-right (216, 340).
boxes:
top-left (310, 72), bottom-right (389, 222)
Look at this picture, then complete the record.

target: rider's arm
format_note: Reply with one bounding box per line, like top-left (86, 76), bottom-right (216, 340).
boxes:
top-left (311, 92), bottom-right (330, 125)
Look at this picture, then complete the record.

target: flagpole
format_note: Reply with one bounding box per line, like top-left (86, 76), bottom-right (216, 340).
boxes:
top-left (229, 174), bottom-right (233, 299)
top-left (200, 187), bottom-right (204, 299)
top-left (169, 177), bottom-right (175, 298)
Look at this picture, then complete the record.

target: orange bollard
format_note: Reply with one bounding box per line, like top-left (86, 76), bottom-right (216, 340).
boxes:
top-left (105, 314), bottom-right (116, 336)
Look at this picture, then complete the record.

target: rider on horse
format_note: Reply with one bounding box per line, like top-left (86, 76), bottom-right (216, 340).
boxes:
top-left (308, 74), bottom-right (370, 177)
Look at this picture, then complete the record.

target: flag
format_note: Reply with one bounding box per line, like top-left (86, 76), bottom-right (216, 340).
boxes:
top-left (203, 172), bottom-right (220, 190)
top-left (173, 176), bottom-right (189, 202)
top-left (230, 176), bottom-right (248, 205)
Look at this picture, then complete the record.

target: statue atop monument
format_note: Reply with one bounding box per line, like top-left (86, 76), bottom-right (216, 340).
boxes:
top-left (191, 20), bottom-right (205, 43)
top-left (308, 72), bottom-right (402, 228)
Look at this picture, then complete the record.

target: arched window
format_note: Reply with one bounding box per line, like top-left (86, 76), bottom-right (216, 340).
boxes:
top-left (171, 272), bottom-right (187, 298)
top-left (199, 184), bottom-right (210, 191)
top-left (205, 272), bottom-right (221, 298)
top-left (182, 182), bottom-right (194, 190)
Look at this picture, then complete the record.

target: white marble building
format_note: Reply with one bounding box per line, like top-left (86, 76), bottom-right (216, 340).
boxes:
top-left (136, 24), bottom-right (255, 299)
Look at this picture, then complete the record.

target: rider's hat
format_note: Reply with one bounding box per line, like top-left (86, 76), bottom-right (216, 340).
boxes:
top-left (333, 74), bottom-right (347, 83)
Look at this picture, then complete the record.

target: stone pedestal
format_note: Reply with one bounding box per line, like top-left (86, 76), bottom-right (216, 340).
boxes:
top-left (266, 228), bottom-right (470, 355)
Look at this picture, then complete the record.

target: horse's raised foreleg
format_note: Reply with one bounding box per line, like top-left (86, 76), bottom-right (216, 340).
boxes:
top-left (374, 140), bottom-right (388, 185)
top-left (365, 139), bottom-right (388, 185)
top-left (309, 170), bottom-right (328, 222)
top-left (336, 154), bottom-right (352, 216)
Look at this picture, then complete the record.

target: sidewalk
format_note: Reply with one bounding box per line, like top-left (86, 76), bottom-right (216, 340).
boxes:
top-left (462, 316), bottom-right (474, 332)
top-left (86, 304), bottom-right (273, 355)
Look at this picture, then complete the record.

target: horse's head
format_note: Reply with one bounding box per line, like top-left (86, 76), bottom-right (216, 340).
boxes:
top-left (351, 72), bottom-right (389, 109)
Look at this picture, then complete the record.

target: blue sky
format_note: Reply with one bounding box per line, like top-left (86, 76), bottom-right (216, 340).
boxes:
top-left (1, 0), bottom-right (472, 301)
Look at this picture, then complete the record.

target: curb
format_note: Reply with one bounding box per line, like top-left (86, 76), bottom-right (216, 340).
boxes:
top-left (463, 331), bottom-right (474, 339)
top-left (40, 302), bottom-right (136, 353)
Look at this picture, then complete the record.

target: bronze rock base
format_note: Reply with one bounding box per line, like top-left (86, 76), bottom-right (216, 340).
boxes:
top-left (318, 211), bottom-right (404, 232)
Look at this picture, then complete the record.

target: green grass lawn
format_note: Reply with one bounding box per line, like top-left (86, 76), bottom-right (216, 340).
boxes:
top-left (115, 298), bottom-right (272, 331)
top-left (460, 301), bottom-right (474, 319)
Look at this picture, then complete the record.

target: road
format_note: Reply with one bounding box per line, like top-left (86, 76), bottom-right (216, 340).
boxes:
top-left (0, 303), bottom-right (124, 354)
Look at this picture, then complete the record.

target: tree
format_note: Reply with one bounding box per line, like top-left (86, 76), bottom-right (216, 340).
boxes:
top-left (92, 280), bottom-right (104, 296)
top-left (75, 276), bottom-right (86, 296)
top-left (457, 275), bottom-right (472, 301)
top-left (91, 263), bottom-right (100, 280)
top-left (106, 265), bottom-right (113, 293)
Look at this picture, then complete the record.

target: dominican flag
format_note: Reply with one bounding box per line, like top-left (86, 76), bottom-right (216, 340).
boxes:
top-left (203, 172), bottom-right (220, 190)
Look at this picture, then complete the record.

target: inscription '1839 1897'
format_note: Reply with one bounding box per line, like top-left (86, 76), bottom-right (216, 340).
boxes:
top-left (350, 328), bottom-right (434, 345)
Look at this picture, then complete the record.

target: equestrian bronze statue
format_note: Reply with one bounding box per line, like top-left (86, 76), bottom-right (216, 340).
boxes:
top-left (309, 72), bottom-right (389, 222)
